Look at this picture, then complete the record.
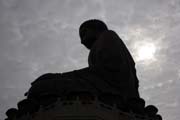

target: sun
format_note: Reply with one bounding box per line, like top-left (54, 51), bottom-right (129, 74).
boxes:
top-left (135, 42), bottom-right (156, 62)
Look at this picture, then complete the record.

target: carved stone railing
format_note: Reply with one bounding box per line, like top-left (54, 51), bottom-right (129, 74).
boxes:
top-left (6, 94), bottom-right (158, 120)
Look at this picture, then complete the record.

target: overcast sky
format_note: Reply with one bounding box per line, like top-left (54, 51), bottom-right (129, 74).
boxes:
top-left (0, 0), bottom-right (180, 119)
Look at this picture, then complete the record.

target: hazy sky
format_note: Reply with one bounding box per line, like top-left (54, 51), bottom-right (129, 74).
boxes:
top-left (0, 0), bottom-right (180, 119)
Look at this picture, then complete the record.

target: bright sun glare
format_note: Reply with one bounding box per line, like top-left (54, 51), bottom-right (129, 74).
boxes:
top-left (136, 42), bottom-right (156, 62)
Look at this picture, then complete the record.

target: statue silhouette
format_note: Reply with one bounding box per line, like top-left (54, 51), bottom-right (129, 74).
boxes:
top-left (27, 19), bottom-right (140, 101)
top-left (79, 19), bottom-right (140, 99)
top-left (5, 19), bottom-right (162, 120)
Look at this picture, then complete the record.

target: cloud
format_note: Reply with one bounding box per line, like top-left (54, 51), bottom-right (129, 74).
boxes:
top-left (0, 0), bottom-right (180, 120)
